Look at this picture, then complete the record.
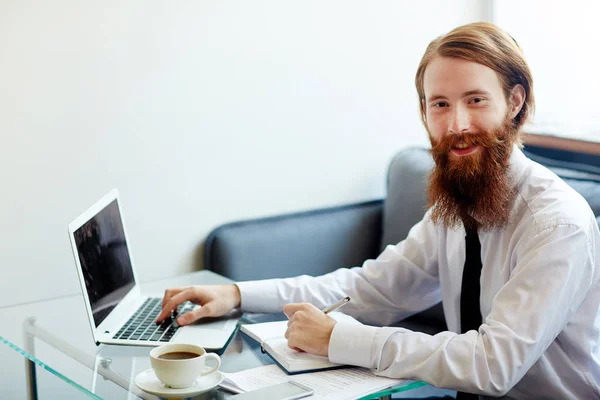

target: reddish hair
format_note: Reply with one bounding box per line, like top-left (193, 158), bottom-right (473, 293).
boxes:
top-left (415, 22), bottom-right (535, 136)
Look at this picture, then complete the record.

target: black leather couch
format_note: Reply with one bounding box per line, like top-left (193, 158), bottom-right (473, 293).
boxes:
top-left (204, 147), bottom-right (600, 334)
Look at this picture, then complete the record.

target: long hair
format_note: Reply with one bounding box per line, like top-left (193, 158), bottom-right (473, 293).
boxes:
top-left (415, 22), bottom-right (535, 142)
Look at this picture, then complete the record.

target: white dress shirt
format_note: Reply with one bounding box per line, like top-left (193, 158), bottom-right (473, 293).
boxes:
top-left (236, 147), bottom-right (600, 399)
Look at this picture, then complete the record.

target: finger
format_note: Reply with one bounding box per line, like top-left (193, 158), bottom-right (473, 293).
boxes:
top-left (284, 326), bottom-right (290, 339)
top-left (287, 333), bottom-right (302, 351)
top-left (156, 307), bottom-right (173, 324)
top-left (283, 302), bottom-right (308, 318)
top-left (176, 303), bottom-right (214, 326)
top-left (161, 287), bottom-right (186, 309)
top-left (156, 289), bottom-right (194, 322)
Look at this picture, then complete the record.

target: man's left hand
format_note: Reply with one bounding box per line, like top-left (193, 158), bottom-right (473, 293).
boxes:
top-left (283, 302), bottom-right (337, 357)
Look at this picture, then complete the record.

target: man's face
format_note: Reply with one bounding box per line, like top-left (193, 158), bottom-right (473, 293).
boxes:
top-left (423, 56), bottom-right (509, 153)
top-left (422, 56), bottom-right (521, 230)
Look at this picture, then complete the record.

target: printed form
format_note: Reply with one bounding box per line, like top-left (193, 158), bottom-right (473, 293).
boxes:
top-left (220, 364), bottom-right (408, 400)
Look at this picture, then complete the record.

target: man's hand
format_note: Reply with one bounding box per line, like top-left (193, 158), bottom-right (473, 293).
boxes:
top-left (156, 284), bottom-right (241, 326)
top-left (283, 303), bottom-right (337, 357)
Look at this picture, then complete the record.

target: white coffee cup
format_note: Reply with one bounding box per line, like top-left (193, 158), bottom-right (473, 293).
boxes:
top-left (149, 343), bottom-right (221, 389)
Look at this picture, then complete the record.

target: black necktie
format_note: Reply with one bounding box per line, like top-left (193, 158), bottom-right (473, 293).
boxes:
top-left (457, 225), bottom-right (482, 400)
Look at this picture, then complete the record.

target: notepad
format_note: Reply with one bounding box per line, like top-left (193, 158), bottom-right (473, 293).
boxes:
top-left (240, 312), bottom-right (361, 374)
top-left (219, 364), bottom-right (408, 400)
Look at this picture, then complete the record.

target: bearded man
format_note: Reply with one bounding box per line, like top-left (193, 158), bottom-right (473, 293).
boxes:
top-left (157, 23), bottom-right (600, 399)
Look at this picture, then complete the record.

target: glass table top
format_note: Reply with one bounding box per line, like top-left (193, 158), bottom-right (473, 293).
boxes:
top-left (0, 270), bottom-right (440, 399)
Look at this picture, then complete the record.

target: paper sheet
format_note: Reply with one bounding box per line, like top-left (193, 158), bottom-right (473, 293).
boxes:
top-left (221, 364), bottom-right (406, 400)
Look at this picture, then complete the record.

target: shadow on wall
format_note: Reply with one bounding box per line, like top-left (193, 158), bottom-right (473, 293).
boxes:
top-left (193, 241), bottom-right (205, 271)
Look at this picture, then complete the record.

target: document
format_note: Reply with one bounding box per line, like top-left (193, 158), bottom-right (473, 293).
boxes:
top-left (220, 364), bottom-right (407, 400)
top-left (239, 312), bottom-right (360, 374)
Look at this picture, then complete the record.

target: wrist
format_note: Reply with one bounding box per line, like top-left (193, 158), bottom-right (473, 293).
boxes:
top-left (325, 320), bottom-right (336, 357)
top-left (231, 284), bottom-right (241, 308)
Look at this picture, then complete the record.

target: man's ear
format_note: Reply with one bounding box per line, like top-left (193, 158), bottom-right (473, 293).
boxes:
top-left (509, 84), bottom-right (526, 119)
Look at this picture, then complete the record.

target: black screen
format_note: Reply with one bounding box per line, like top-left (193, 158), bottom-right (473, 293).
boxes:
top-left (74, 199), bottom-right (135, 327)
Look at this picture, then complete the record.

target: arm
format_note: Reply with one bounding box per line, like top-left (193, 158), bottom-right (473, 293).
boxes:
top-left (329, 222), bottom-right (595, 396)
top-left (157, 212), bottom-right (438, 325)
top-left (237, 212), bottom-right (441, 326)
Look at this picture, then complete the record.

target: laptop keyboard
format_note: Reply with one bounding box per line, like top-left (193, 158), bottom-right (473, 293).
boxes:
top-left (113, 298), bottom-right (195, 342)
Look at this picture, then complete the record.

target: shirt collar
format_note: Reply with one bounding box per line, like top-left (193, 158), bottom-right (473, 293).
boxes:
top-left (507, 144), bottom-right (530, 192)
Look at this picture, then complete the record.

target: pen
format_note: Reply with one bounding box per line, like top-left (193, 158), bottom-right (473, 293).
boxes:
top-left (321, 296), bottom-right (351, 314)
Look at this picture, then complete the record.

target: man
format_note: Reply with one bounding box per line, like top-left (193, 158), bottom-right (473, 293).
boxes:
top-left (157, 23), bottom-right (600, 399)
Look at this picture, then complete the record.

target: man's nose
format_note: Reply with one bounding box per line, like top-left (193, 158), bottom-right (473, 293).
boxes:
top-left (448, 106), bottom-right (471, 134)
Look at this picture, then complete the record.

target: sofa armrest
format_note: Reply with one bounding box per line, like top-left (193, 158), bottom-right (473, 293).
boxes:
top-left (204, 200), bottom-right (383, 281)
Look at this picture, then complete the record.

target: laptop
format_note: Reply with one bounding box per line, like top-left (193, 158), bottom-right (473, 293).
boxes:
top-left (68, 188), bottom-right (239, 350)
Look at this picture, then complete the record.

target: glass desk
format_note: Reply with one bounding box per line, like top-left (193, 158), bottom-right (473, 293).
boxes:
top-left (0, 270), bottom-right (450, 399)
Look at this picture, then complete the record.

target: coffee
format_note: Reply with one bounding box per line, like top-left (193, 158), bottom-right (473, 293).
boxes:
top-left (157, 351), bottom-right (200, 360)
top-left (150, 343), bottom-right (221, 388)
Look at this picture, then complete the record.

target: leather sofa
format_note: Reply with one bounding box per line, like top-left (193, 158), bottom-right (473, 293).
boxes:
top-left (204, 147), bottom-right (600, 334)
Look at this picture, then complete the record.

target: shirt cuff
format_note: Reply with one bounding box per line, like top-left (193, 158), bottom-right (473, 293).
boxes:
top-left (328, 321), bottom-right (379, 369)
top-left (235, 280), bottom-right (281, 313)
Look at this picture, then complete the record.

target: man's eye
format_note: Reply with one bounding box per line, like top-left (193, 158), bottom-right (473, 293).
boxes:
top-left (471, 97), bottom-right (484, 104)
top-left (434, 102), bottom-right (448, 108)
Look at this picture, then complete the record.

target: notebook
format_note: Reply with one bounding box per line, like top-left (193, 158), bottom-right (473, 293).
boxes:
top-left (68, 188), bottom-right (239, 349)
top-left (240, 312), bottom-right (361, 374)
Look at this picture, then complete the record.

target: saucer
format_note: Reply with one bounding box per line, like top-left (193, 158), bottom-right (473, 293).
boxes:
top-left (134, 367), bottom-right (223, 398)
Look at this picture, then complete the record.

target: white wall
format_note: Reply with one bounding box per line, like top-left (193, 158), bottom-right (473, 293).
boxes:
top-left (494, 0), bottom-right (600, 142)
top-left (0, 1), bottom-right (484, 309)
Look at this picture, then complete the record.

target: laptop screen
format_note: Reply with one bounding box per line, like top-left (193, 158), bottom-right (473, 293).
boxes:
top-left (73, 199), bottom-right (135, 327)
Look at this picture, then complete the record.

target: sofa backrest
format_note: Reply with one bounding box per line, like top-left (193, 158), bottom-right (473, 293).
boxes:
top-left (380, 148), bottom-right (433, 251)
top-left (524, 151), bottom-right (600, 224)
top-left (204, 200), bottom-right (383, 281)
top-left (380, 147), bottom-right (600, 251)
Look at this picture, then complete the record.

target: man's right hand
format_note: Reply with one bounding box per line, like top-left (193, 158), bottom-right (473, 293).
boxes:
top-left (155, 284), bottom-right (241, 326)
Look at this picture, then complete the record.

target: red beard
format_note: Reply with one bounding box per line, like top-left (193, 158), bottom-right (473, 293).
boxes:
top-left (427, 115), bottom-right (518, 231)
